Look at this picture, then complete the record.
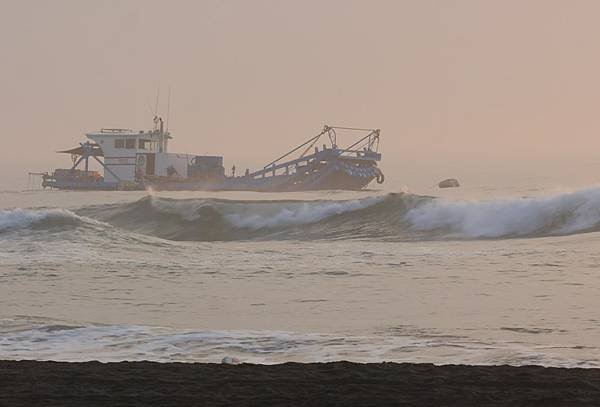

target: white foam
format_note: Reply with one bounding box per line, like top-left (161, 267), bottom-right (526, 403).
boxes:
top-left (224, 197), bottom-right (383, 230)
top-left (0, 208), bottom-right (80, 232)
top-left (1, 318), bottom-right (597, 367)
top-left (405, 187), bottom-right (600, 238)
top-left (0, 320), bottom-right (409, 363)
top-left (147, 195), bottom-right (384, 230)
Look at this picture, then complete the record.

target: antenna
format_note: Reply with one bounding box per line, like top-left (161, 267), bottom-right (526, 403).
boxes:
top-left (165, 86), bottom-right (171, 132)
top-left (154, 82), bottom-right (161, 117)
top-left (146, 100), bottom-right (154, 118)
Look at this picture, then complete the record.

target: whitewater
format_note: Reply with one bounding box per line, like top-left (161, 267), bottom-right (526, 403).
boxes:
top-left (3, 188), bottom-right (600, 240)
top-left (2, 184), bottom-right (600, 367)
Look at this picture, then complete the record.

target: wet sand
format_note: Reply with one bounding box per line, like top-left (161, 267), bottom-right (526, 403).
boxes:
top-left (2, 361), bottom-right (600, 406)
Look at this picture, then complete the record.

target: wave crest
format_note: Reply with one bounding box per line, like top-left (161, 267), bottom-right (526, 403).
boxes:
top-left (77, 195), bottom-right (390, 241)
top-left (6, 187), bottom-right (600, 241)
top-left (405, 187), bottom-right (600, 239)
top-left (0, 208), bottom-right (84, 233)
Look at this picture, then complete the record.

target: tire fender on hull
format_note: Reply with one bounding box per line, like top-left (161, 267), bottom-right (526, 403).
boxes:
top-left (375, 168), bottom-right (385, 184)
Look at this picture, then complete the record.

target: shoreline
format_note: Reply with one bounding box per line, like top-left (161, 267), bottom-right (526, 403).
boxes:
top-left (3, 360), bottom-right (600, 406)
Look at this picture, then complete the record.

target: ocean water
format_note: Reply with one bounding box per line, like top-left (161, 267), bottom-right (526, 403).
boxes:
top-left (2, 162), bottom-right (600, 367)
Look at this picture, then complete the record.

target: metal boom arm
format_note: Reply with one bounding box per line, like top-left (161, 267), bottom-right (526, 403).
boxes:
top-left (263, 126), bottom-right (331, 169)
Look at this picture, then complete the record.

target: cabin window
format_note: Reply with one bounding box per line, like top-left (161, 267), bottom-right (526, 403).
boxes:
top-left (114, 139), bottom-right (125, 148)
top-left (138, 139), bottom-right (155, 150)
top-left (125, 139), bottom-right (136, 149)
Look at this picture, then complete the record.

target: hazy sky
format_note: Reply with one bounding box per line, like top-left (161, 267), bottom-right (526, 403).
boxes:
top-left (2, 0), bottom-right (600, 190)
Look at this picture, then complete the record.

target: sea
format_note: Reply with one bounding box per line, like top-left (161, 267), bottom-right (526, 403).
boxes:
top-left (2, 158), bottom-right (600, 367)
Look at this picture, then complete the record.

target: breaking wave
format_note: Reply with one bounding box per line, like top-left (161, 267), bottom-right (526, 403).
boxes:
top-left (405, 187), bottom-right (600, 239)
top-left (0, 208), bottom-right (85, 233)
top-left (4, 187), bottom-right (600, 241)
top-left (75, 195), bottom-right (395, 241)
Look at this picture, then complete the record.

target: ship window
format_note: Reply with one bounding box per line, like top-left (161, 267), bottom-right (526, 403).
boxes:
top-left (138, 139), bottom-right (155, 150)
top-left (125, 139), bottom-right (136, 149)
top-left (114, 139), bottom-right (125, 148)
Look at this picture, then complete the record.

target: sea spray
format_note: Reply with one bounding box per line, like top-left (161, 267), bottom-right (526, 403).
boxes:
top-left (405, 187), bottom-right (600, 238)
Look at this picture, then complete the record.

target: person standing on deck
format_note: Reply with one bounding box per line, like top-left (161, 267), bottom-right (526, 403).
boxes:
top-left (231, 165), bottom-right (236, 177)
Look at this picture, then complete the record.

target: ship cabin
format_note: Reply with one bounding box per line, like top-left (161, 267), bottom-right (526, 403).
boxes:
top-left (85, 118), bottom-right (190, 184)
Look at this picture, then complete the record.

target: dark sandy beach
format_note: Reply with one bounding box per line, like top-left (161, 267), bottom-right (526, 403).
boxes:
top-left (2, 360), bottom-right (600, 406)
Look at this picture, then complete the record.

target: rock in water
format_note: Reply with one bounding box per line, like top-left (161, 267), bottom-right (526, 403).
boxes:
top-left (221, 356), bottom-right (241, 365)
top-left (438, 178), bottom-right (460, 188)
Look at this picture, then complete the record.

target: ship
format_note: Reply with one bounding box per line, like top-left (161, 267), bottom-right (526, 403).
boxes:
top-left (37, 117), bottom-right (384, 192)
